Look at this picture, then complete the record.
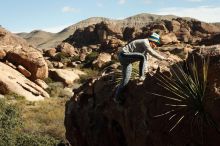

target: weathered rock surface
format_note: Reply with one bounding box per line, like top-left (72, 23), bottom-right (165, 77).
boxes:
top-left (92, 53), bottom-right (112, 68)
top-left (160, 33), bottom-right (178, 44)
top-left (0, 62), bottom-right (49, 101)
top-left (0, 27), bottom-right (49, 81)
top-left (35, 79), bottom-right (49, 89)
top-left (0, 27), bottom-right (29, 48)
top-left (0, 49), bottom-right (6, 59)
top-left (49, 69), bottom-right (85, 86)
top-left (18, 65), bottom-right (32, 77)
top-left (65, 46), bottom-right (220, 146)
top-left (45, 48), bottom-right (57, 57)
top-left (56, 42), bottom-right (78, 57)
top-left (5, 45), bottom-right (48, 80)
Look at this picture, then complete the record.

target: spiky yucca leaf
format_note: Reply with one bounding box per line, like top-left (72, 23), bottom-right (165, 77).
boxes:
top-left (148, 55), bottom-right (220, 136)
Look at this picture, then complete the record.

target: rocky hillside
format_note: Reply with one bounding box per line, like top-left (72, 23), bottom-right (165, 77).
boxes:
top-left (65, 45), bottom-right (220, 146)
top-left (17, 13), bottom-right (201, 49)
top-left (18, 30), bottom-right (54, 47)
top-left (17, 17), bottom-right (111, 49)
top-left (0, 27), bottom-right (49, 100)
top-left (64, 17), bottom-right (220, 48)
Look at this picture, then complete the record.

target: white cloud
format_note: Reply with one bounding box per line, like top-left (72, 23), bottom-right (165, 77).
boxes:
top-left (42, 24), bottom-right (71, 33)
top-left (155, 6), bottom-right (220, 23)
top-left (118, 0), bottom-right (126, 5)
top-left (62, 6), bottom-right (79, 13)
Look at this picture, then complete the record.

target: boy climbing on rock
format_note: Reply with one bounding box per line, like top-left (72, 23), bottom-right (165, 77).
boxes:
top-left (114, 32), bottom-right (172, 104)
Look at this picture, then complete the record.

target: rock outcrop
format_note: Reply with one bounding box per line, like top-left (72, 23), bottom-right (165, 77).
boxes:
top-left (4, 45), bottom-right (48, 80)
top-left (0, 62), bottom-right (49, 101)
top-left (92, 53), bottom-right (112, 68)
top-left (65, 46), bottom-right (220, 146)
top-left (0, 27), bottom-right (48, 80)
top-left (49, 69), bottom-right (85, 86)
top-left (0, 27), bottom-right (29, 48)
top-left (64, 17), bottom-right (220, 50)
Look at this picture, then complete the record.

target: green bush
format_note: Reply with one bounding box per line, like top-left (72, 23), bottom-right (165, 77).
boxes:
top-left (16, 134), bottom-right (57, 146)
top-left (4, 92), bottom-right (25, 100)
top-left (53, 52), bottom-right (70, 63)
top-left (70, 55), bottom-right (80, 62)
top-left (44, 77), bottom-right (54, 84)
top-left (0, 99), bottom-right (21, 146)
top-left (46, 82), bottom-right (71, 98)
top-left (0, 99), bottom-right (60, 146)
top-left (85, 51), bottom-right (99, 63)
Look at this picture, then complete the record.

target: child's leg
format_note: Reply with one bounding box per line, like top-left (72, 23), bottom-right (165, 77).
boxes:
top-left (121, 52), bottom-right (146, 77)
top-left (115, 63), bottom-right (132, 100)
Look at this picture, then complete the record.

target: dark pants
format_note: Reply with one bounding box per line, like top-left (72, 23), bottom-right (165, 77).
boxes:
top-left (115, 51), bottom-right (147, 99)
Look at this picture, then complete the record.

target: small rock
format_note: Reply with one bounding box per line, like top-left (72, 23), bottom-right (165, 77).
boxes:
top-left (5, 61), bottom-right (17, 69)
top-left (0, 94), bottom-right (4, 99)
top-left (46, 48), bottom-right (57, 57)
top-left (0, 50), bottom-right (6, 59)
top-left (71, 62), bottom-right (78, 68)
top-left (79, 53), bottom-right (86, 61)
top-left (18, 65), bottom-right (31, 77)
top-left (35, 79), bottom-right (49, 89)
top-left (58, 62), bottom-right (64, 68)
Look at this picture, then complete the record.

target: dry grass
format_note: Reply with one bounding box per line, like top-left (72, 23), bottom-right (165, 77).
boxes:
top-left (16, 97), bottom-right (68, 140)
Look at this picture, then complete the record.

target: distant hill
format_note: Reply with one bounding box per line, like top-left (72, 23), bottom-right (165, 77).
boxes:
top-left (17, 17), bottom-right (111, 49)
top-left (16, 13), bottom-right (219, 49)
top-left (17, 30), bottom-right (54, 47)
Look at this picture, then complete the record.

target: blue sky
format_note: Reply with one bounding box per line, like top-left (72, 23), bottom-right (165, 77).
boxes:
top-left (1, 0), bottom-right (220, 33)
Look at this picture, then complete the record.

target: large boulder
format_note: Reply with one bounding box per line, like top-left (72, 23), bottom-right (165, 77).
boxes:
top-left (65, 47), bottom-right (220, 146)
top-left (45, 48), bottom-right (57, 57)
top-left (160, 33), bottom-right (178, 45)
top-left (4, 45), bottom-right (48, 80)
top-left (0, 62), bottom-right (49, 101)
top-left (56, 42), bottom-right (78, 57)
top-left (49, 69), bottom-right (85, 86)
top-left (100, 38), bottom-right (125, 53)
top-left (65, 21), bottom-right (123, 47)
top-left (199, 33), bottom-right (220, 46)
top-left (123, 27), bottom-right (136, 41)
top-left (92, 53), bottom-right (112, 68)
top-left (165, 20), bottom-right (181, 33)
top-left (192, 20), bottom-right (220, 34)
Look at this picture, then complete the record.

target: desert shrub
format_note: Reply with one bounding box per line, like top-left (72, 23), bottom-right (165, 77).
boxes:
top-left (79, 68), bottom-right (99, 83)
top-left (16, 133), bottom-right (57, 146)
top-left (46, 82), bottom-right (71, 98)
top-left (0, 99), bottom-right (21, 146)
top-left (70, 55), bottom-right (80, 62)
top-left (21, 99), bottom-right (66, 140)
top-left (85, 51), bottom-right (99, 63)
top-left (150, 55), bottom-right (220, 141)
top-left (4, 92), bottom-right (25, 100)
top-left (44, 77), bottom-right (54, 84)
top-left (54, 52), bottom-right (70, 63)
top-left (0, 99), bottom-right (60, 146)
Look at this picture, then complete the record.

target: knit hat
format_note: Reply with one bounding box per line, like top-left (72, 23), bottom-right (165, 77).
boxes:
top-left (148, 32), bottom-right (160, 44)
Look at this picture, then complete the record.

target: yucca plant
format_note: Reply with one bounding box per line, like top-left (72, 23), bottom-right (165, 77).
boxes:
top-left (149, 55), bottom-right (220, 139)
